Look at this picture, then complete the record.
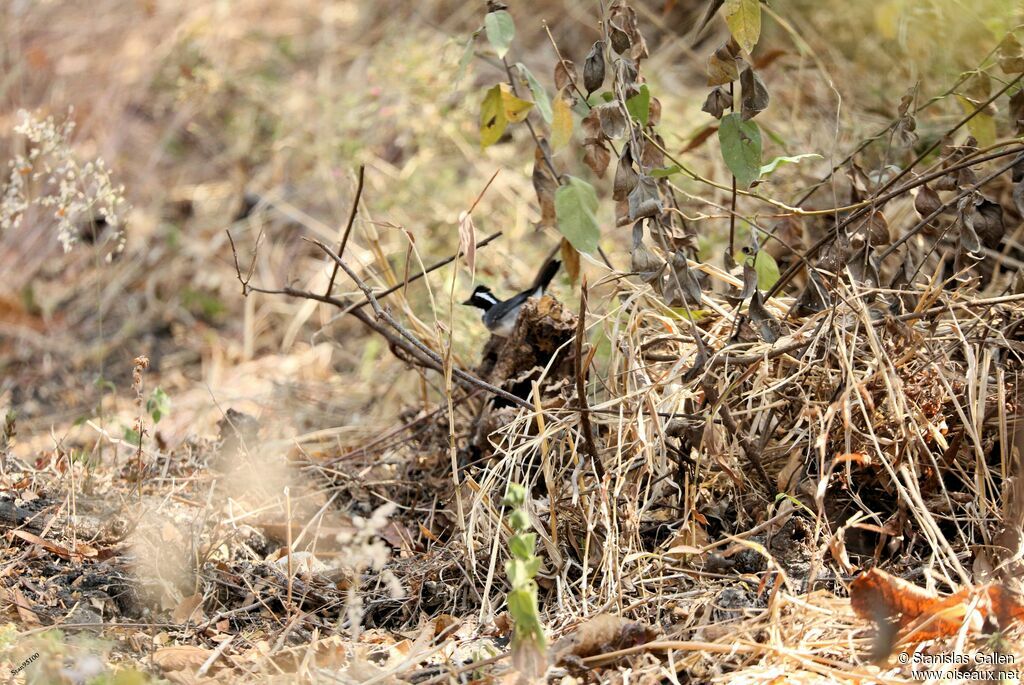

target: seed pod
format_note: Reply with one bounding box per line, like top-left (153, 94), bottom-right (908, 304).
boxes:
top-left (972, 196), bottom-right (1005, 249)
top-left (613, 146), bottom-right (638, 202)
top-left (583, 41), bottom-right (606, 96)
top-left (631, 223), bottom-right (664, 283)
top-left (610, 26), bottom-right (631, 55)
top-left (914, 184), bottom-right (942, 235)
top-left (628, 175), bottom-right (663, 221)
top-left (851, 210), bottom-right (890, 247)
top-left (914, 184), bottom-right (941, 218)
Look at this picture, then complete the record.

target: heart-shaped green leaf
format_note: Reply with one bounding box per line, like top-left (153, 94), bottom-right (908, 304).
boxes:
top-left (718, 113), bottom-right (762, 188)
top-left (555, 176), bottom-right (600, 253)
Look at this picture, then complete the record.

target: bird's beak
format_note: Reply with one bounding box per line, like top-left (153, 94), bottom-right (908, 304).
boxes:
top-left (461, 297), bottom-right (473, 306)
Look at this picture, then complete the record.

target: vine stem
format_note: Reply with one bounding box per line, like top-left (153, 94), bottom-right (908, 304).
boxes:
top-left (500, 51), bottom-right (615, 271)
top-left (728, 81), bottom-right (737, 261)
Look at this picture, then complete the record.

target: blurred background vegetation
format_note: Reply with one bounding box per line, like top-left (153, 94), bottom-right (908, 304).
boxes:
top-left (3, 0), bottom-right (1019, 446)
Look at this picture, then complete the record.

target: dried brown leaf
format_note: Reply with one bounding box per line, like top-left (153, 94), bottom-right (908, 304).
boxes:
top-left (9, 586), bottom-right (40, 627)
top-left (560, 238), bottom-right (581, 284)
top-left (554, 59), bottom-right (577, 93)
top-left (702, 87), bottom-right (732, 119)
top-left (663, 249), bottom-right (702, 306)
top-left (682, 124), bottom-right (720, 153)
top-left (457, 210), bottom-right (476, 274)
top-left (172, 593), bottom-right (205, 624)
top-left (648, 96), bottom-right (662, 126)
top-left (552, 614), bottom-right (658, 663)
top-left (153, 646), bottom-right (215, 672)
top-left (533, 144), bottom-right (558, 228)
top-left (851, 210), bottom-right (890, 247)
top-left (998, 33), bottom-right (1024, 74)
top-left (583, 140), bottom-right (611, 177)
top-left (707, 46), bottom-right (739, 86)
top-left (851, 568), bottom-right (1024, 649)
top-left (640, 132), bottom-right (665, 170)
top-left (593, 102), bottom-right (627, 139)
top-left (608, 2), bottom-right (648, 61)
top-left (581, 108), bottom-right (602, 141)
top-left (1010, 90), bottom-right (1024, 136)
top-left (739, 66), bottom-right (769, 120)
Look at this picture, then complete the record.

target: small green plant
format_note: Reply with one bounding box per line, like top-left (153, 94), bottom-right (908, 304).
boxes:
top-left (124, 386), bottom-right (169, 447)
top-left (502, 483), bottom-right (547, 678)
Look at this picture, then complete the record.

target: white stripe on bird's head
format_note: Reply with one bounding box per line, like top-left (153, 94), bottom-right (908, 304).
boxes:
top-left (473, 288), bottom-right (498, 305)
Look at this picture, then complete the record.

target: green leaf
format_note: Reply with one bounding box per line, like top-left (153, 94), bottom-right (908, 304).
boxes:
top-left (724, 0), bottom-right (761, 53)
top-left (752, 251), bottom-right (780, 290)
top-left (650, 165), bottom-right (682, 178)
top-left (146, 387), bottom-right (171, 424)
top-left (506, 559), bottom-right (527, 586)
top-left (503, 483), bottom-right (526, 508)
top-left (502, 483), bottom-right (527, 507)
top-left (760, 153), bottom-right (821, 176)
top-left (509, 533), bottom-right (536, 561)
top-left (572, 98), bottom-right (593, 117)
top-left (507, 587), bottom-right (542, 635)
top-left (517, 63), bottom-right (552, 123)
top-left (124, 427), bottom-right (141, 447)
top-left (555, 176), bottom-right (600, 253)
top-left (956, 95), bottom-right (997, 147)
top-left (455, 34), bottom-right (477, 84)
top-left (508, 509), bottom-right (530, 533)
top-left (484, 10), bottom-right (515, 59)
top-left (718, 113), bottom-right (762, 188)
top-left (625, 85), bottom-right (651, 125)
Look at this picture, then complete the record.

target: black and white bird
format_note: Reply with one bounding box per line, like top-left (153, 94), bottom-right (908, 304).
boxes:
top-left (463, 260), bottom-right (561, 337)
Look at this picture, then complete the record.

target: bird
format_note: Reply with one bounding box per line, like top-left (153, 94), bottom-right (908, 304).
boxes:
top-left (463, 260), bottom-right (561, 337)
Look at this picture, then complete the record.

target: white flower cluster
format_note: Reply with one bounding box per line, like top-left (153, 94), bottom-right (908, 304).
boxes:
top-left (1, 110), bottom-right (127, 255)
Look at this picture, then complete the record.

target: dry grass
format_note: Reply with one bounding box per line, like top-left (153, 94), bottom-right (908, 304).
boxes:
top-left (3, 0), bottom-right (1024, 683)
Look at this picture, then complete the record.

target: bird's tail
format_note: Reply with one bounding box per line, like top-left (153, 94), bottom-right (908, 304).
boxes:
top-left (532, 259), bottom-right (561, 292)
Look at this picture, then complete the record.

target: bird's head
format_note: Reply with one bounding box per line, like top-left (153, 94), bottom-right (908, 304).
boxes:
top-left (463, 285), bottom-right (498, 311)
